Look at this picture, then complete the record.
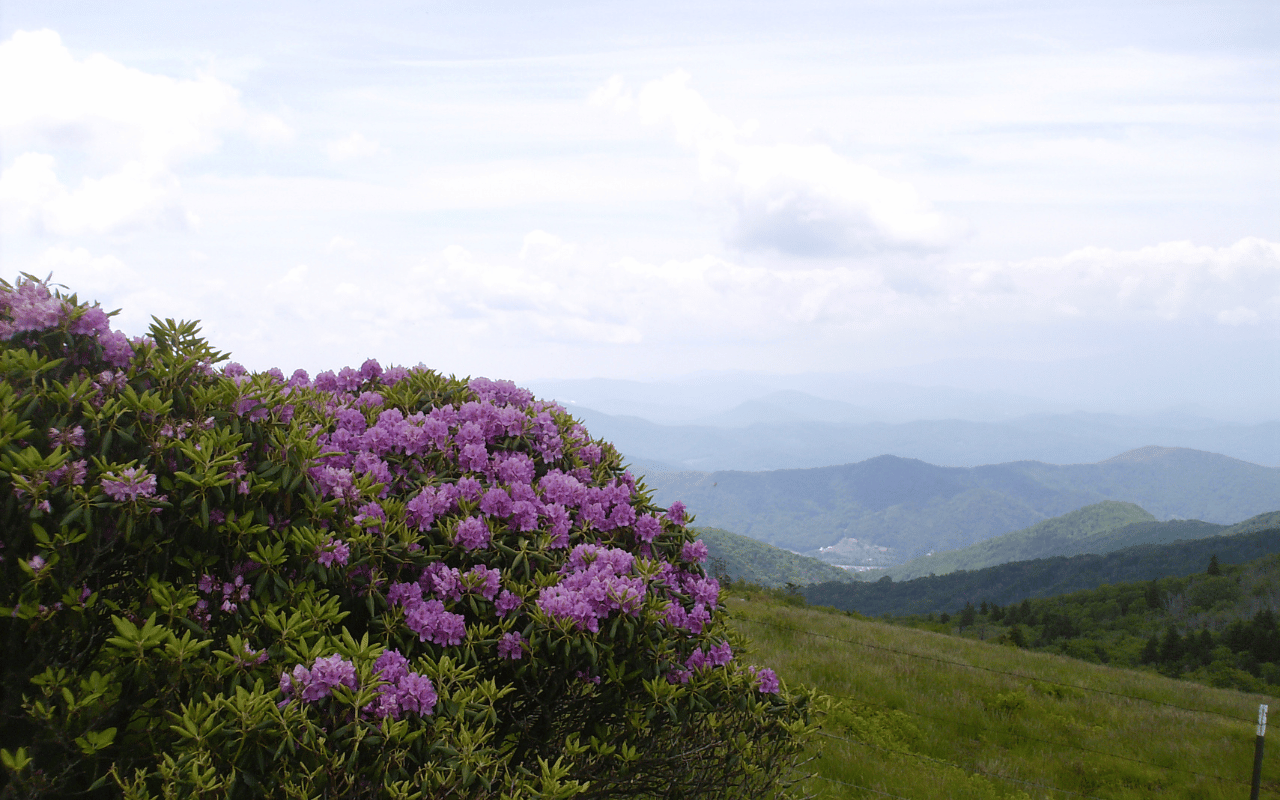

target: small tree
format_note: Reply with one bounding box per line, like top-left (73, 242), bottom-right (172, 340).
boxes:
top-left (0, 277), bottom-right (814, 799)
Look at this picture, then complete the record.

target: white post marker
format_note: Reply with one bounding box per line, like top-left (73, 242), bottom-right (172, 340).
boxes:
top-left (1250, 704), bottom-right (1267, 800)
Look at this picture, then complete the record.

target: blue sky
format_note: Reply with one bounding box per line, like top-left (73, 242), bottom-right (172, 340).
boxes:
top-left (1, 1), bottom-right (1277, 413)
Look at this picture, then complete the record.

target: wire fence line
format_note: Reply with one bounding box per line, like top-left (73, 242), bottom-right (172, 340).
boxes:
top-left (805, 771), bottom-right (915, 800)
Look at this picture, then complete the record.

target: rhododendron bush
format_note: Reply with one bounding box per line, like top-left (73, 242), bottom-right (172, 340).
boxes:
top-left (0, 276), bottom-right (813, 800)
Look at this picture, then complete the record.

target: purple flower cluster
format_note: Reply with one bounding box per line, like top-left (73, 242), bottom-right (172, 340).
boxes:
top-left (749, 667), bottom-right (781, 694)
top-left (234, 642), bottom-right (269, 669)
top-left (0, 279), bottom-right (133, 367)
top-left (497, 631), bottom-right (526, 660)
top-left (47, 459), bottom-right (87, 488)
top-left (193, 573), bottom-right (252, 626)
top-left (653, 564), bottom-right (721, 635)
top-left (365, 649), bottom-right (438, 718)
top-left (388, 580), bottom-right (467, 646)
top-left (685, 641), bottom-right (733, 672)
top-left (280, 654), bottom-right (358, 703)
top-left (48, 426), bottom-right (86, 449)
top-left (314, 537), bottom-right (351, 569)
top-left (537, 544), bottom-right (647, 633)
top-left (680, 540), bottom-right (709, 564)
top-left (100, 467), bottom-right (158, 502)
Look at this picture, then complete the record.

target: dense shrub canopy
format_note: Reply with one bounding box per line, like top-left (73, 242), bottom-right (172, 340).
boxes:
top-left (0, 276), bottom-right (812, 799)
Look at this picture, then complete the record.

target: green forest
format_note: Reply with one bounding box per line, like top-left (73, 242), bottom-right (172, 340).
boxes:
top-left (858, 551), bottom-right (1280, 694)
top-left (802, 517), bottom-right (1280, 616)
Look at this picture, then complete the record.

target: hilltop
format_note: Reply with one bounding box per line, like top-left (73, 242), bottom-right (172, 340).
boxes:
top-left (883, 500), bottom-right (1160, 580)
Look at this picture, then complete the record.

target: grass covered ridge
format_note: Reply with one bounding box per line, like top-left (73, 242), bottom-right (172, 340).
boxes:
top-left (726, 587), bottom-right (1278, 799)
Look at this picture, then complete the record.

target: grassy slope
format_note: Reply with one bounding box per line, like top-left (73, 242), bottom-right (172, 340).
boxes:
top-left (695, 527), bottom-right (854, 587)
top-left (727, 591), bottom-right (1278, 799)
top-left (802, 522), bottom-right (1280, 617)
top-left (884, 500), bottom-right (1158, 580)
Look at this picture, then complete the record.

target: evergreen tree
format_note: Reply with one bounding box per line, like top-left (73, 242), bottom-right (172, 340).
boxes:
top-left (1206, 554), bottom-right (1222, 576)
top-left (1159, 624), bottom-right (1184, 664)
top-left (979, 601), bottom-right (989, 616)
top-left (959, 601), bottom-right (977, 629)
top-left (1008, 625), bottom-right (1026, 648)
top-left (1020, 599), bottom-right (1037, 627)
top-left (1140, 635), bottom-right (1160, 664)
top-left (1145, 580), bottom-right (1162, 610)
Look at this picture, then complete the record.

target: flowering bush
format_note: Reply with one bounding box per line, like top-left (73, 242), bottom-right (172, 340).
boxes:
top-left (0, 276), bottom-right (812, 799)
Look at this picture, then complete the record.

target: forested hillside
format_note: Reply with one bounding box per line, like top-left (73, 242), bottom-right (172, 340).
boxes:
top-left (883, 500), bottom-right (1158, 579)
top-left (695, 527), bottom-right (854, 587)
top-left (879, 553), bottom-right (1280, 694)
top-left (802, 517), bottom-right (1280, 617)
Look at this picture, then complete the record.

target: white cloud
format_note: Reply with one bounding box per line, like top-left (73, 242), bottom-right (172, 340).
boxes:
top-left (594, 71), bottom-right (962, 257)
top-left (519, 230), bottom-right (576, 263)
top-left (325, 132), bottom-right (381, 161)
top-left (947, 237), bottom-right (1280, 324)
top-left (0, 29), bottom-right (291, 236)
top-left (0, 151), bottom-right (190, 235)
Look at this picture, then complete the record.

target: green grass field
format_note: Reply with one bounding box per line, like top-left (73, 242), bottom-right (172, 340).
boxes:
top-left (725, 590), bottom-right (1279, 799)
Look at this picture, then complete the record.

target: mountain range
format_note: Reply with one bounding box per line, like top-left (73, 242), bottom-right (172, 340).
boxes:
top-left (568, 404), bottom-right (1280, 471)
top-left (635, 446), bottom-right (1280, 562)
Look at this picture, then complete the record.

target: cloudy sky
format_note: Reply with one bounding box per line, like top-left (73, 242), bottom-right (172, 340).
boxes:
top-left (1, 1), bottom-right (1277, 413)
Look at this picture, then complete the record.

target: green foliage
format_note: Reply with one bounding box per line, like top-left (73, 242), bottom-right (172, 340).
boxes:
top-left (694, 528), bottom-right (853, 588)
top-left (0, 277), bottom-right (813, 799)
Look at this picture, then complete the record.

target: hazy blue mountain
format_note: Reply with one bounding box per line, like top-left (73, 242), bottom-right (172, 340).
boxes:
top-left (527, 358), bottom-right (1277, 428)
top-left (567, 405), bottom-right (1280, 471)
top-left (632, 447), bottom-right (1280, 562)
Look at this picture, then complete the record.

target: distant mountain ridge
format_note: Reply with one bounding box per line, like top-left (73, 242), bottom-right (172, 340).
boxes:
top-left (567, 405), bottom-right (1280, 471)
top-left (634, 447), bottom-right (1280, 562)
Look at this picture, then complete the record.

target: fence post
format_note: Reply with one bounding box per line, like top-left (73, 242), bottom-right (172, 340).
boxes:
top-left (1251, 703), bottom-right (1267, 800)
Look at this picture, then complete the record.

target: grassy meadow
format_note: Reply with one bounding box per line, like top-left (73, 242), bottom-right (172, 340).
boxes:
top-left (725, 590), bottom-right (1279, 799)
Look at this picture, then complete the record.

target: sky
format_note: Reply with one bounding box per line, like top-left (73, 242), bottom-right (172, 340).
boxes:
top-left (1, 1), bottom-right (1277, 417)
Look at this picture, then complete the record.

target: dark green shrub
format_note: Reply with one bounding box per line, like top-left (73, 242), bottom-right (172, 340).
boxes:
top-left (0, 276), bottom-right (813, 799)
